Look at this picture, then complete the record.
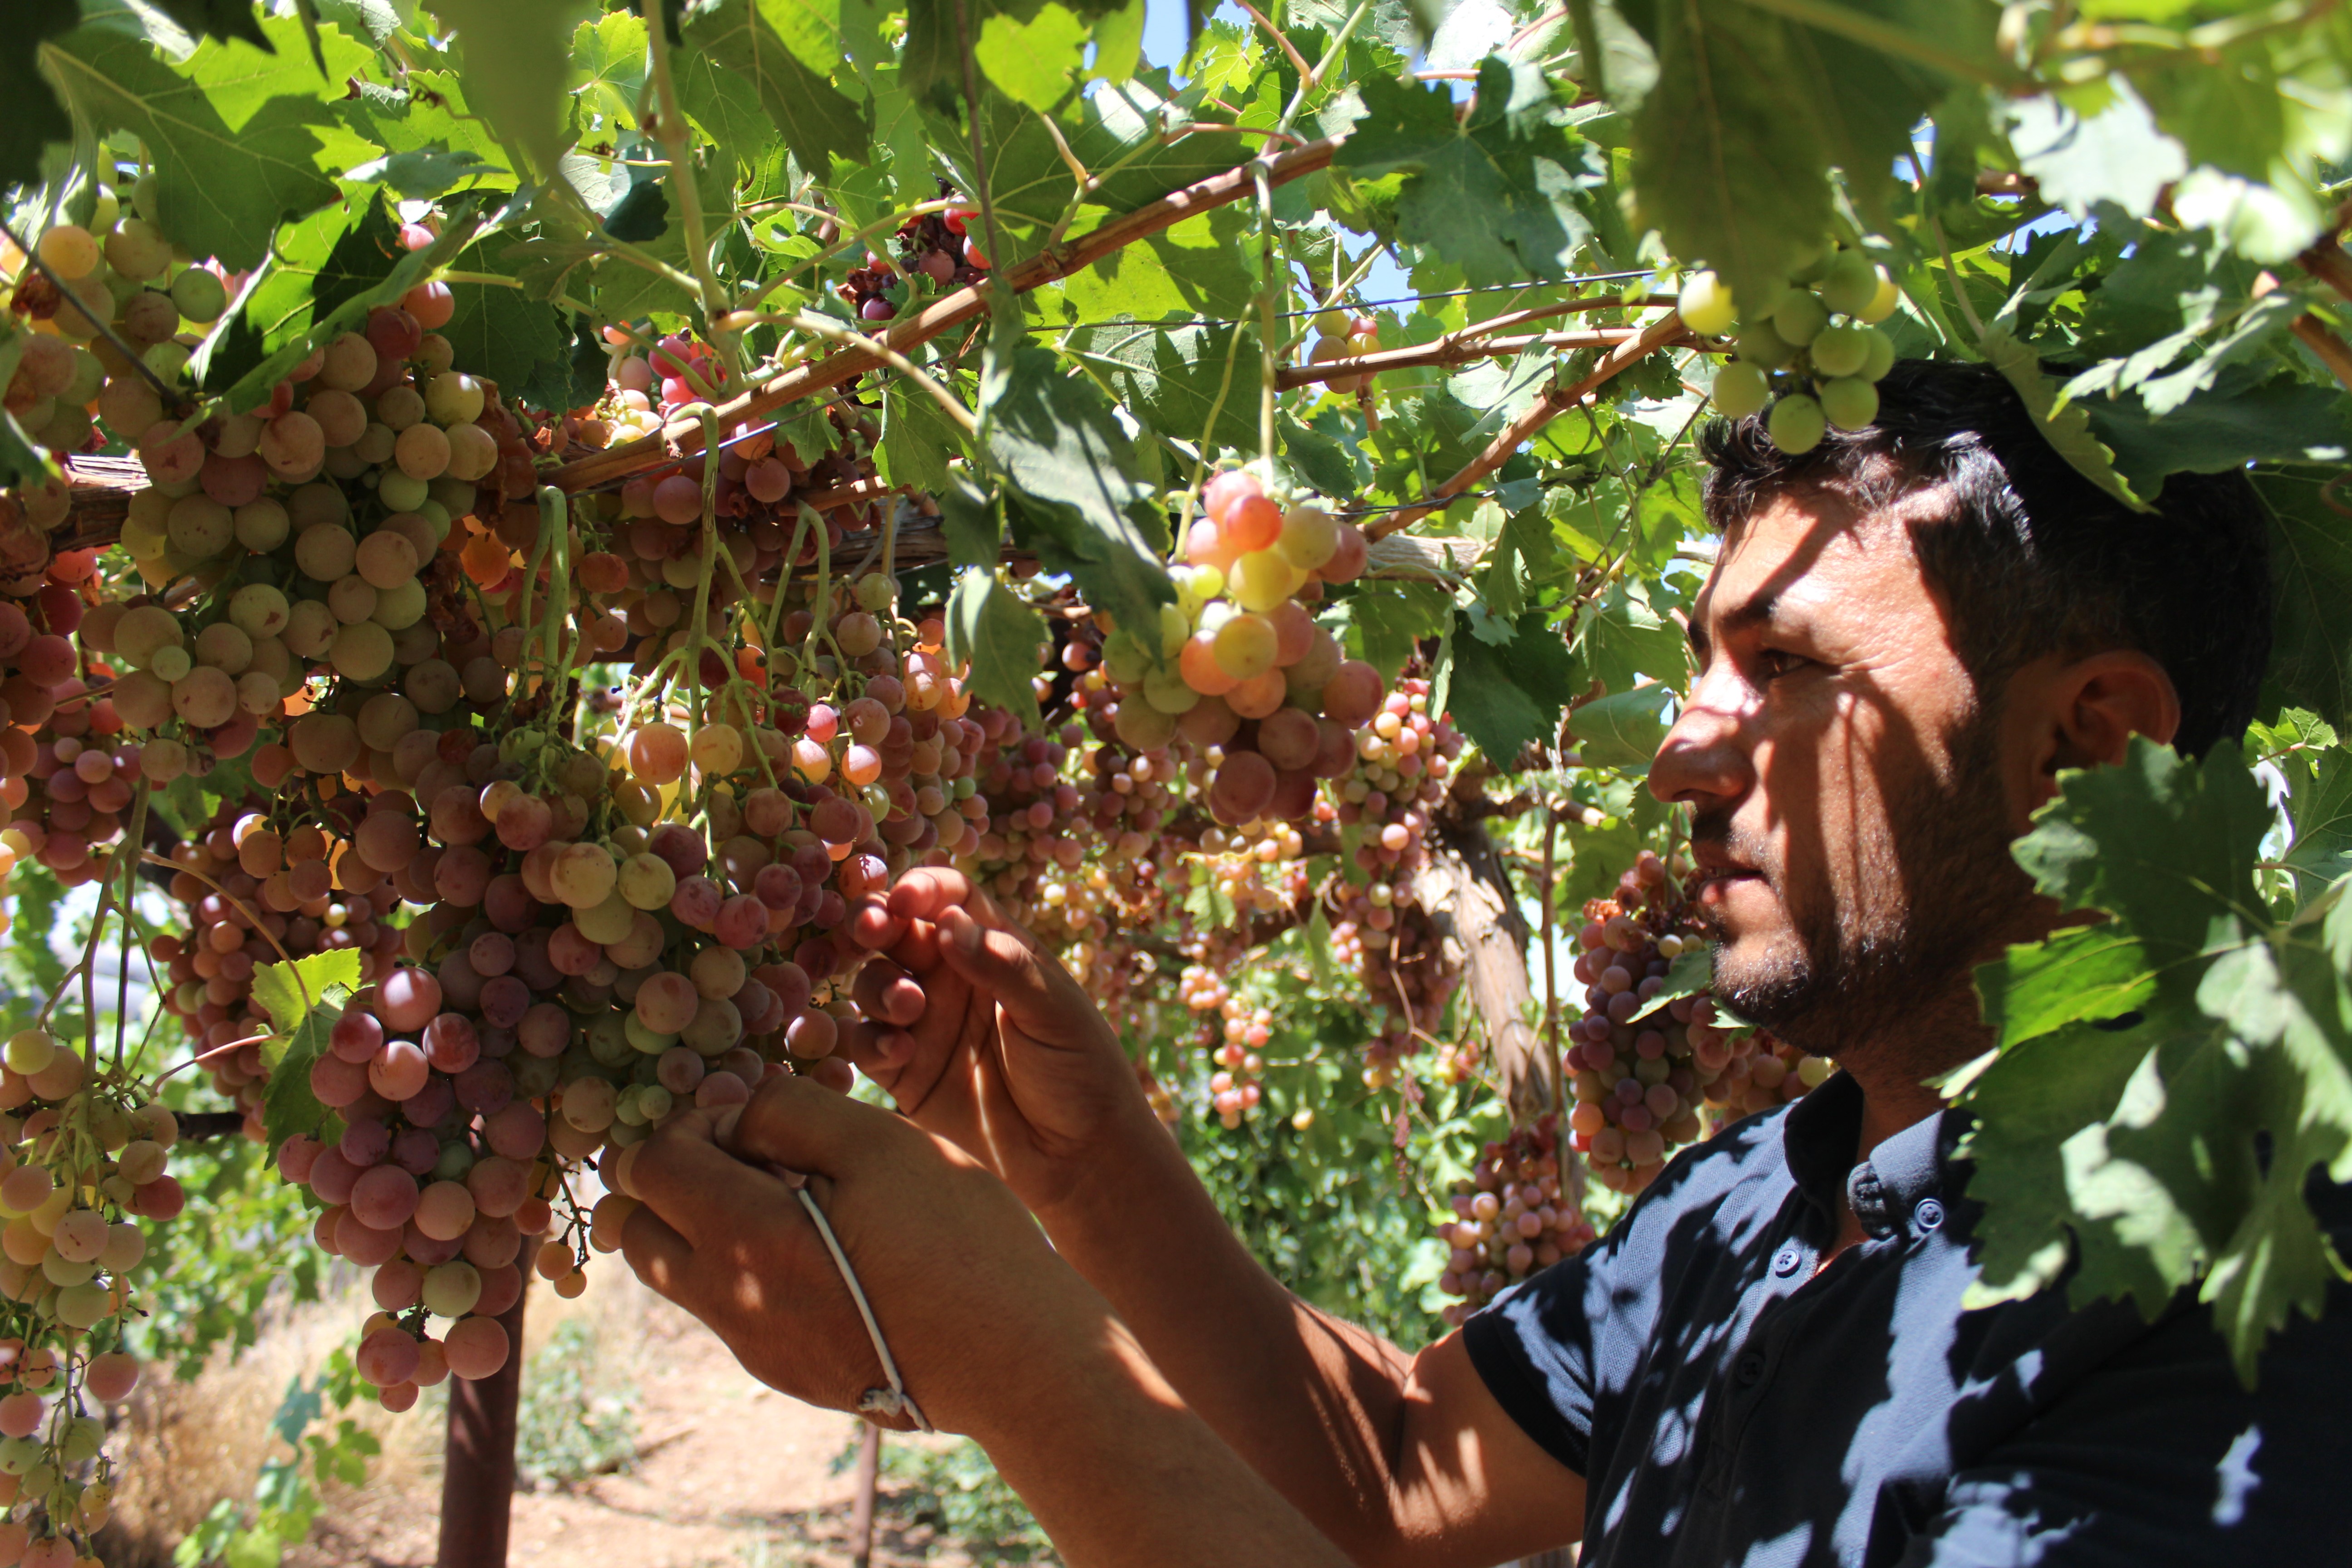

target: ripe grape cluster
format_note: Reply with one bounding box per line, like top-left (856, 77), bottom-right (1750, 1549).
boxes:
top-left (1678, 247), bottom-right (1900, 453)
top-left (1302, 310), bottom-right (1383, 396)
top-left (838, 199), bottom-right (991, 323)
top-left (1563, 850), bottom-right (1831, 1194)
top-left (1434, 1116), bottom-right (1595, 1323)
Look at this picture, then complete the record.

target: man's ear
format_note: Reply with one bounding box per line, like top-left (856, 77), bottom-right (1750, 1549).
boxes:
top-left (2026, 650), bottom-right (2180, 804)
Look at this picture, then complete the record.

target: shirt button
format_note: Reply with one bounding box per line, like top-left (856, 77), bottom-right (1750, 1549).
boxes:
top-left (1915, 1198), bottom-right (1946, 1232)
top-left (1772, 1245), bottom-right (1802, 1276)
top-left (1735, 1350), bottom-right (1766, 1386)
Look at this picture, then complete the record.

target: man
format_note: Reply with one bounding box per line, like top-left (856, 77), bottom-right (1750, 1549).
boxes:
top-left (619, 362), bottom-right (2351, 1565)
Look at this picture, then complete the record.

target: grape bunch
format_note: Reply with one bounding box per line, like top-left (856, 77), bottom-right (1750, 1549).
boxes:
top-left (1678, 247), bottom-right (1900, 453)
top-left (1434, 1116), bottom-right (1595, 1323)
top-left (1563, 849), bottom-right (1832, 1194)
top-left (838, 197), bottom-right (991, 324)
top-left (1096, 469), bottom-right (1373, 826)
top-left (0, 1021), bottom-right (184, 1566)
top-left (1301, 309), bottom-right (1383, 395)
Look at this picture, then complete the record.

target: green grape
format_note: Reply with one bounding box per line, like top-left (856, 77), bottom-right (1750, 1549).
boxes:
top-left (1677, 270), bottom-right (1737, 338)
top-left (168, 266), bottom-right (228, 324)
top-left (1819, 377), bottom-right (1879, 432)
top-left (1818, 249), bottom-right (1881, 318)
top-left (1711, 360), bottom-right (1771, 419)
top-left (1313, 308), bottom-right (1349, 335)
top-left (1768, 394), bottom-right (1827, 455)
top-left (104, 217), bottom-right (171, 282)
top-left (1860, 325), bottom-right (1896, 382)
top-left (1771, 290), bottom-right (1829, 347)
top-left (1735, 317), bottom-right (1798, 370)
top-left (1808, 324), bottom-right (1870, 378)
top-left (1857, 272), bottom-right (1901, 325)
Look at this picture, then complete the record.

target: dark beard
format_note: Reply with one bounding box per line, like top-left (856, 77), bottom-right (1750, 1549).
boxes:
top-left (1693, 705), bottom-right (2029, 1067)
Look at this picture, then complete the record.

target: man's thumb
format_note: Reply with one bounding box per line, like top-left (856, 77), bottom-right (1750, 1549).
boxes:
top-left (936, 903), bottom-right (1066, 1025)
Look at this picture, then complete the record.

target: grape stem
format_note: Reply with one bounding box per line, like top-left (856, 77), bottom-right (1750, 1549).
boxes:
top-left (142, 853), bottom-right (304, 1004)
top-left (644, 15), bottom-right (745, 380)
top-left (110, 779), bottom-right (151, 1075)
top-left (765, 311), bottom-right (978, 439)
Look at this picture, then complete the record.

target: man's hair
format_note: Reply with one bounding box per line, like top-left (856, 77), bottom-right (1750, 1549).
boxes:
top-left (1698, 360), bottom-right (2271, 756)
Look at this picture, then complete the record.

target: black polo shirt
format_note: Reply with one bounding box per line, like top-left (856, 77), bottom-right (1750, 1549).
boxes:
top-left (1465, 1071), bottom-right (2352, 1565)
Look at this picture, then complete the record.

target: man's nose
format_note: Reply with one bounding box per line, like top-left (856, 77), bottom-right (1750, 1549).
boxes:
top-left (1649, 665), bottom-right (1756, 808)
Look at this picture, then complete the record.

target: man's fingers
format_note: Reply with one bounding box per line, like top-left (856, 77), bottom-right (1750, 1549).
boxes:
top-left (620, 1203), bottom-right (696, 1300)
top-left (887, 867), bottom-right (973, 923)
top-left (722, 1069), bottom-right (900, 1176)
top-left (851, 956), bottom-right (926, 1027)
top-left (936, 903), bottom-right (1082, 1033)
top-left (848, 897), bottom-right (906, 951)
top-left (629, 1110), bottom-right (786, 1245)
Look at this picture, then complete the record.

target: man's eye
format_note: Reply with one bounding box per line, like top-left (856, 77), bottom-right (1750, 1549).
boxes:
top-left (1756, 649), bottom-right (1809, 680)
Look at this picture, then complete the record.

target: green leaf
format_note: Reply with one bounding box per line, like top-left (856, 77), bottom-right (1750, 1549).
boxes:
top-left (1980, 325), bottom-right (2152, 514)
top-left (1278, 413), bottom-right (1364, 499)
top-left (1342, 578), bottom-right (1453, 681)
top-left (1475, 504), bottom-right (1562, 624)
top-left (1579, 577), bottom-right (1684, 694)
top-left (1333, 57), bottom-right (1603, 288)
top-left (1566, 680), bottom-right (1669, 770)
top-left (253, 949), bottom-right (364, 1160)
top-left (975, 1), bottom-right (1089, 111)
top-left (944, 568), bottom-right (1044, 729)
top-left (1960, 740), bottom-right (2352, 1377)
top-left (196, 198), bottom-right (480, 414)
top-left (1042, 207), bottom-right (1259, 326)
top-left (2081, 373), bottom-right (2349, 500)
top-left (570, 10), bottom-right (648, 132)
top-left (1627, 0), bottom-right (1989, 305)
top-left (39, 16), bottom-right (378, 270)
top-left (429, 0), bottom-right (577, 181)
top-left (1629, 944), bottom-right (1710, 1022)
top-left (439, 243), bottom-right (573, 404)
top-left (685, 0), bottom-right (871, 175)
top-left (982, 342), bottom-right (1174, 639)
top-left (199, 191), bottom-right (407, 395)
top-left (877, 378), bottom-right (966, 493)
top-left (0, 0), bottom-right (78, 192)
top-left (2257, 468), bottom-right (2352, 728)
top-left (1446, 610), bottom-right (1581, 761)
top-left (2009, 81), bottom-right (2186, 221)
top-left (1063, 323), bottom-right (1259, 451)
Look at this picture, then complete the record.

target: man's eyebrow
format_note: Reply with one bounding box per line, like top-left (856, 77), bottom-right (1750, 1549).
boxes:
top-left (1685, 589), bottom-right (1782, 662)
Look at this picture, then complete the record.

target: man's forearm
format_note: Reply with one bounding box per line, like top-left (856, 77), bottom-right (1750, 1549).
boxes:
top-left (1033, 1107), bottom-right (1433, 1563)
top-left (972, 1307), bottom-right (1358, 1568)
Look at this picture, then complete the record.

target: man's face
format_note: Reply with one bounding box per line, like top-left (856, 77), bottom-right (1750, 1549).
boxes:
top-left (1650, 489), bottom-right (2036, 1065)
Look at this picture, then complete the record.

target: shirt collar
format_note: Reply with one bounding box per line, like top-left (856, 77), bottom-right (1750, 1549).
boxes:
top-left (1780, 1070), bottom-right (1962, 1239)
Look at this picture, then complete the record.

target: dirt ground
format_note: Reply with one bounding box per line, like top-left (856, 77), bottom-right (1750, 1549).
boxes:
top-left (112, 1261), bottom-right (1003, 1568)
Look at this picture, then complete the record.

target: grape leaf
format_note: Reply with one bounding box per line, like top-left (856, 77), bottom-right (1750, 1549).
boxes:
top-left (1040, 207), bottom-right (1259, 326)
top-left (1980, 325), bottom-right (2151, 514)
top-left (2009, 81), bottom-right (2186, 222)
top-left (1566, 680), bottom-right (1668, 770)
top-left (253, 949), bottom-right (364, 1161)
top-left (877, 378), bottom-right (967, 493)
top-left (146, 0), bottom-right (274, 51)
top-left (975, 1), bottom-right (1090, 111)
top-left (1444, 611), bottom-right (1581, 762)
top-left (1578, 577), bottom-right (1684, 695)
top-left (199, 190), bottom-right (405, 394)
top-left (1342, 578), bottom-right (1453, 682)
top-left (428, 0), bottom-right (578, 182)
top-left (195, 197), bottom-right (481, 413)
top-left (1278, 413), bottom-right (1364, 500)
top-left (945, 567), bottom-right (1044, 730)
top-left (2081, 372), bottom-right (2350, 500)
top-left (0, 0), bottom-right (78, 192)
top-left (982, 341), bottom-right (1174, 639)
top-left (2268, 734), bottom-right (2352, 899)
top-left (2260, 468), bottom-right (2352, 730)
top-left (1476, 505), bottom-right (1560, 624)
top-left (441, 241), bottom-right (573, 400)
top-left (338, 71), bottom-right (517, 180)
top-left (1960, 740), bottom-right (2352, 1380)
top-left (39, 15), bottom-right (378, 270)
top-left (1333, 57), bottom-right (1604, 289)
top-left (1063, 323), bottom-right (1260, 452)
top-left (570, 10), bottom-right (648, 133)
top-left (684, 0), bottom-right (871, 176)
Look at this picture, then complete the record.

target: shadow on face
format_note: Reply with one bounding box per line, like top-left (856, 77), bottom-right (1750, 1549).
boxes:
top-left (1649, 488), bottom-right (2037, 1074)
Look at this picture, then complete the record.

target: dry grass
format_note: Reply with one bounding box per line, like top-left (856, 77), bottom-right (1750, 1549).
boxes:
top-left (98, 1266), bottom-right (446, 1568)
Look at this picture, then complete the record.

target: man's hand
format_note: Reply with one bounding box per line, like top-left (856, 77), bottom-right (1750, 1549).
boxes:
top-left (618, 1070), bottom-right (1095, 1434)
top-left (834, 867), bottom-right (1157, 1217)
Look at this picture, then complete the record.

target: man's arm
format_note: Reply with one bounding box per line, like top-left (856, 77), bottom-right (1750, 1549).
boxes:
top-left (621, 1080), bottom-right (1360, 1568)
top-left (845, 874), bottom-right (1584, 1566)
top-left (1035, 1097), bottom-right (1585, 1568)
